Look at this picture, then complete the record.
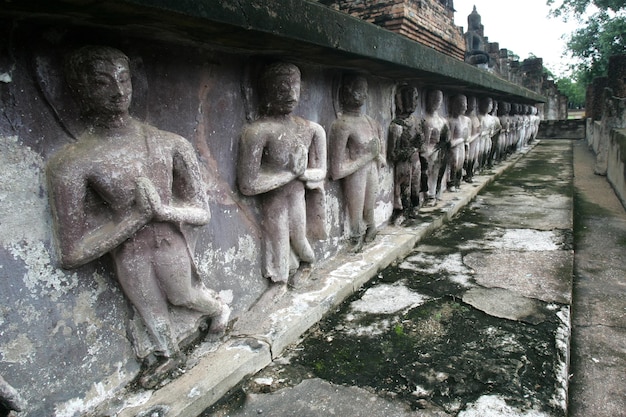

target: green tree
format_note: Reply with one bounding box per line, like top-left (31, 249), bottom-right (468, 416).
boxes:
top-left (547, 0), bottom-right (626, 84)
top-left (555, 77), bottom-right (586, 108)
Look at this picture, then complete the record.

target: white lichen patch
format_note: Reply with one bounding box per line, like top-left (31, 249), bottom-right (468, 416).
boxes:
top-left (400, 252), bottom-right (472, 287)
top-left (460, 229), bottom-right (562, 251)
top-left (54, 361), bottom-right (139, 417)
top-left (197, 234), bottom-right (258, 283)
top-left (0, 136), bottom-right (50, 243)
top-left (9, 240), bottom-right (78, 301)
top-left (458, 395), bottom-right (550, 417)
top-left (1, 136), bottom-right (79, 300)
top-left (350, 282), bottom-right (429, 315)
top-left (0, 333), bottom-right (34, 364)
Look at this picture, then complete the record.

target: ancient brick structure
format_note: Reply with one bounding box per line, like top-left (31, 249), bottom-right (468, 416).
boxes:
top-left (320, 0), bottom-right (465, 60)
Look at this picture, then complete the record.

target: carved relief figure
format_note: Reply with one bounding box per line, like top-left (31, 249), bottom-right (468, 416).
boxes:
top-left (464, 96), bottom-right (481, 183)
top-left (329, 74), bottom-right (384, 252)
top-left (487, 99), bottom-right (503, 166)
top-left (477, 96), bottom-right (496, 169)
top-left (238, 63), bottom-right (327, 285)
top-left (447, 94), bottom-right (470, 191)
top-left (422, 89), bottom-right (449, 205)
top-left (47, 46), bottom-right (230, 388)
top-left (498, 101), bottom-right (512, 158)
top-left (388, 85), bottom-right (423, 222)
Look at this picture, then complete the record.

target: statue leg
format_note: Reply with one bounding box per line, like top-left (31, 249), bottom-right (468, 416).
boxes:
top-left (342, 167), bottom-right (367, 239)
top-left (287, 181), bottom-right (315, 264)
top-left (262, 191), bottom-right (290, 283)
top-left (363, 161), bottom-right (378, 242)
top-left (112, 236), bottom-right (177, 359)
top-left (152, 227), bottom-right (224, 318)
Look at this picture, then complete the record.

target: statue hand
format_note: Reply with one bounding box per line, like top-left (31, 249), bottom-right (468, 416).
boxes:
top-left (290, 144), bottom-right (308, 176)
top-left (369, 137), bottom-right (381, 157)
top-left (135, 177), bottom-right (162, 220)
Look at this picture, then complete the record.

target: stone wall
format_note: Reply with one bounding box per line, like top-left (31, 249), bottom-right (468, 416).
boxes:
top-left (607, 129), bottom-right (626, 210)
top-left (585, 55), bottom-right (626, 209)
top-left (0, 1), bottom-right (545, 415)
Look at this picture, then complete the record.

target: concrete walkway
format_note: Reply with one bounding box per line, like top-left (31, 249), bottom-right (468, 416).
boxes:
top-left (569, 140), bottom-right (626, 417)
top-left (113, 139), bottom-right (625, 417)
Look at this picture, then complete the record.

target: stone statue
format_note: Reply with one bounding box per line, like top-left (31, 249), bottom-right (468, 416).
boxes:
top-left (46, 46), bottom-right (230, 388)
top-left (477, 96), bottom-right (496, 169)
top-left (329, 73), bottom-right (384, 252)
top-left (498, 101), bottom-right (512, 158)
top-left (238, 62), bottom-right (327, 285)
top-left (447, 94), bottom-right (470, 191)
top-left (422, 89), bottom-right (449, 205)
top-left (388, 85), bottom-right (423, 222)
top-left (487, 99), bottom-right (503, 166)
top-left (464, 95), bottom-right (481, 183)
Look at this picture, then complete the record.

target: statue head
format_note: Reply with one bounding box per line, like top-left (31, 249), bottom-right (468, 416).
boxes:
top-left (394, 85), bottom-right (418, 117)
top-left (466, 96), bottom-right (477, 114)
top-left (340, 73), bottom-right (368, 110)
top-left (478, 97), bottom-right (493, 115)
top-left (65, 46), bottom-right (132, 117)
top-left (260, 62), bottom-right (301, 116)
top-left (425, 89), bottom-right (443, 113)
top-left (498, 101), bottom-right (511, 116)
top-left (450, 94), bottom-right (468, 117)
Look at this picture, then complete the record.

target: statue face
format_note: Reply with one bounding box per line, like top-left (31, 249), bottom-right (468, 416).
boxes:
top-left (81, 57), bottom-right (132, 116)
top-left (453, 95), bottom-right (468, 115)
top-left (427, 90), bottom-right (443, 112)
top-left (341, 76), bottom-right (368, 108)
top-left (265, 72), bottom-right (301, 115)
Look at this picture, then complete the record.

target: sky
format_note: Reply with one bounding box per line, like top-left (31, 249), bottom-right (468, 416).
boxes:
top-left (453, 0), bottom-right (581, 77)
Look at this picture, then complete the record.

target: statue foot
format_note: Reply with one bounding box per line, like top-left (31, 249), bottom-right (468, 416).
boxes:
top-left (140, 354), bottom-right (185, 389)
top-left (350, 235), bottom-right (364, 253)
top-left (208, 303), bottom-right (231, 334)
top-left (364, 226), bottom-right (377, 243)
top-left (408, 207), bottom-right (420, 219)
top-left (289, 262), bottom-right (313, 290)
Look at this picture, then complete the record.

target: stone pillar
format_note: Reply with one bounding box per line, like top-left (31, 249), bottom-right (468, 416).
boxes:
top-left (594, 56), bottom-right (626, 175)
top-left (591, 76), bottom-right (609, 120)
top-left (607, 55), bottom-right (626, 98)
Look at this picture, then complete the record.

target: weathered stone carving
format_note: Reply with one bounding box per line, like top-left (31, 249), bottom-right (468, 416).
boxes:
top-left (329, 73), bottom-right (384, 251)
top-left (447, 94), bottom-right (470, 191)
top-left (46, 46), bottom-right (230, 388)
top-left (477, 96), bottom-right (497, 169)
top-left (238, 62), bottom-right (327, 285)
top-left (464, 96), bottom-right (481, 183)
top-left (487, 98), bottom-right (503, 166)
top-left (422, 89), bottom-right (449, 205)
top-left (498, 101), bottom-right (513, 158)
top-left (388, 85), bottom-right (423, 222)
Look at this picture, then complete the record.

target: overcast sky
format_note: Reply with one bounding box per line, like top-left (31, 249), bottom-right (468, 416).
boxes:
top-left (453, 0), bottom-right (580, 76)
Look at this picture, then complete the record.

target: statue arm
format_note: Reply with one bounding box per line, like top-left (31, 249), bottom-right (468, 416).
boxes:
top-left (329, 121), bottom-right (376, 180)
top-left (48, 166), bottom-right (150, 269)
top-left (375, 118), bottom-right (386, 167)
top-left (299, 122), bottom-right (327, 186)
top-left (150, 141), bottom-right (211, 226)
top-left (237, 127), bottom-right (299, 195)
top-left (387, 123), bottom-right (401, 162)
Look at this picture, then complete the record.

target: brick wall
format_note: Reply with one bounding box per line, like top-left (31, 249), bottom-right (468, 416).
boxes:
top-left (323, 0), bottom-right (465, 60)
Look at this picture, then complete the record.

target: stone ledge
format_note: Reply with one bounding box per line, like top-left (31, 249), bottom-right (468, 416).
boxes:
top-left (1, 0), bottom-right (544, 103)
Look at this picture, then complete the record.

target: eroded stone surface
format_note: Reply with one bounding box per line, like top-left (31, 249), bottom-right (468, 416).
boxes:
top-left (464, 250), bottom-right (572, 304)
